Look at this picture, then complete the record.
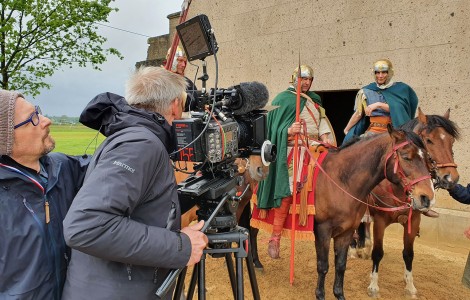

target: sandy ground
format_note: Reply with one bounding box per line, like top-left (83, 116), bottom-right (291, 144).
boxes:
top-left (181, 229), bottom-right (470, 299)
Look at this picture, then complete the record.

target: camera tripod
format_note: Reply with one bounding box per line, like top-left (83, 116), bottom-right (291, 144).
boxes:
top-left (173, 226), bottom-right (261, 300)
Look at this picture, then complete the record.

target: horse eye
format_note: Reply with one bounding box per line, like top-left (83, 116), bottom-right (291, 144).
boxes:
top-left (400, 153), bottom-right (412, 161)
top-left (426, 138), bottom-right (433, 145)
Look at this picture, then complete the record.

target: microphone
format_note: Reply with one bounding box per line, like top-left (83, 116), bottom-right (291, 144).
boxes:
top-left (232, 81), bottom-right (269, 115)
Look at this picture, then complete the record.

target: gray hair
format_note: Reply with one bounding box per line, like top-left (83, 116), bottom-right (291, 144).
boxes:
top-left (125, 67), bottom-right (188, 114)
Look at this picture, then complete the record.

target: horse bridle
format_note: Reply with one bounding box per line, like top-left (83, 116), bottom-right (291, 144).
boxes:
top-left (384, 140), bottom-right (432, 195)
top-left (417, 126), bottom-right (458, 187)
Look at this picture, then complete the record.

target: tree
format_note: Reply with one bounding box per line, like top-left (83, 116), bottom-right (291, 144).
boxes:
top-left (0, 0), bottom-right (122, 96)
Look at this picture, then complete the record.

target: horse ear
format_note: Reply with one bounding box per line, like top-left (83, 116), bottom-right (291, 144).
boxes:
top-left (417, 107), bottom-right (427, 124)
top-left (388, 123), bottom-right (405, 142)
top-left (443, 108), bottom-right (450, 119)
top-left (387, 123), bottom-right (394, 135)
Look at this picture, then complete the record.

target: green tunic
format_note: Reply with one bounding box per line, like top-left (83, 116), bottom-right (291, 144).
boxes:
top-left (256, 87), bottom-right (322, 209)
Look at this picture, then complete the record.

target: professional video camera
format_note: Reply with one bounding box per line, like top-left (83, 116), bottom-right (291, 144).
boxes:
top-left (157, 14), bottom-right (272, 299)
top-left (172, 14), bottom-right (276, 234)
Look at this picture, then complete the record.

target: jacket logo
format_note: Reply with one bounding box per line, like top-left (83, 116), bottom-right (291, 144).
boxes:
top-left (113, 161), bottom-right (135, 173)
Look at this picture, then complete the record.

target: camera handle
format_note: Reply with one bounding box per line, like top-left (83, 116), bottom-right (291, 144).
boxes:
top-left (156, 186), bottom-right (248, 299)
top-left (197, 59), bottom-right (209, 93)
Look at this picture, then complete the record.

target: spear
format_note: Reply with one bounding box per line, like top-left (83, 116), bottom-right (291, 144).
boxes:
top-left (164, 0), bottom-right (192, 71)
top-left (290, 52), bottom-right (302, 284)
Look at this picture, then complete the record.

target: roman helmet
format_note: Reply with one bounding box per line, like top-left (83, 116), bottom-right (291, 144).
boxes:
top-left (165, 46), bottom-right (187, 74)
top-left (290, 64), bottom-right (314, 86)
top-left (373, 59), bottom-right (394, 81)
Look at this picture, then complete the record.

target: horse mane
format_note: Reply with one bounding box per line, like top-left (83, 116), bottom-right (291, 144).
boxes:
top-left (401, 115), bottom-right (460, 140)
top-left (402, 129), bottom-right (426, 149)
top-left (338, 128), bottom-right (425, 152)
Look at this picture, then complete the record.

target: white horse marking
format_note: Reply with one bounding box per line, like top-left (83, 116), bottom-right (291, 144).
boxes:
top-left (418, 149), bottom-right (425, 160)
top-left (367, 271), bottom-right (380, 297)
top-left (404, 269), bottom-right (418, 297)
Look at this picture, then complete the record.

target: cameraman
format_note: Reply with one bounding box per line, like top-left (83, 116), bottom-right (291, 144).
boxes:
top-left (62, 67), bottom-right (208, 299)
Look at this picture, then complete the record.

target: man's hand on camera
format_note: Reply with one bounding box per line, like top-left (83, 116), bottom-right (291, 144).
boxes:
top-left (181, 220), bottom-right (208, 266)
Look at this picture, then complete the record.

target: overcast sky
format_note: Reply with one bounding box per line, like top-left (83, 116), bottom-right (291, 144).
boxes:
top-left (31, 0), bottom-right (181, 117)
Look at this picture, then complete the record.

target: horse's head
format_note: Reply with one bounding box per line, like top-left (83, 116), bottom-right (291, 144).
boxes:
top-left (386, 125), bottom-right (435, 211)
top-left (415, 107), bottom-right (460, 189)
top-left (235, 155), bottom-right (269, 183)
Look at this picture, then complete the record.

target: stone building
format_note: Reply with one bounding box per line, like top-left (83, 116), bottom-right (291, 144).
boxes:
top-left (139, 0), bottom-right (470, 253)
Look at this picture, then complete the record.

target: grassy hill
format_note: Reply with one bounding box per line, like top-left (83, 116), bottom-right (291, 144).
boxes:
top-left (50, 124), bottom-right (104, 155)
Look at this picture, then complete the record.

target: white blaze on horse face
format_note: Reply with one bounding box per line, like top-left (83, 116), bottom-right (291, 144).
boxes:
top-left (418, 148), bottom-right (425, 160)
top-left (404, 269), bottom-right (418, 296)
top-left (367, 271), bottom-right (380, 297)
top-left (440, 133), bottom-right (446, 140)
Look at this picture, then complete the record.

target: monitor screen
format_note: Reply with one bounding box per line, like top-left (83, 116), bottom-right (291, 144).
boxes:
top-left (176, 15), bottom-right (216, 61)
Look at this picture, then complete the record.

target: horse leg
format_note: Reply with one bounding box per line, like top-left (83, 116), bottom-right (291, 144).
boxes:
top-left (249, 226), bottom-right (263, 270)
top-left (333, 231), bottom-right (355, 300)
top-left (348, 229), bottom-right (358, 259)
top-left (238, 201), bottom-right (263, 270)
top-left (314, 224), bottom-right (332, 300)
top-left (402, 214), bottom-right (421, 298)
top-left (356, 222), bottom-right (371, 259)
top-left (368, 218), bottom-right (386, 298)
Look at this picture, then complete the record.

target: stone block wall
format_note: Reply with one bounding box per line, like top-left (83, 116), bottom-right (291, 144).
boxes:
top-left (145, 0), bottom-right (470, 251)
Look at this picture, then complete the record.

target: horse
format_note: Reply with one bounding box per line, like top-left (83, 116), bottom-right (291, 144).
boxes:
top-left (313, 125), bottom-right (435, 300)
top-left (354, 109), bottom-right (460, 298)
top-left (234, 156), bottom-right (269, 270)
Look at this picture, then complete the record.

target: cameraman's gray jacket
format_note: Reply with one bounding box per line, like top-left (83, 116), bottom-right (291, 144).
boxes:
top-left (62, 93), bottom-right (191, 300)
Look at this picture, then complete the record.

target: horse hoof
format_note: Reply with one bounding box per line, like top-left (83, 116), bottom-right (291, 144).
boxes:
top-left (404, 292), bottom-right (419, 299)
top-left (404, 289), bottom-right (419, 299)
top-left (348, 247), bottom-right (358, 259)
top-left (367, 289), bottom-right (379, 298)
top-left (253, 260), bottom-right (264, 270)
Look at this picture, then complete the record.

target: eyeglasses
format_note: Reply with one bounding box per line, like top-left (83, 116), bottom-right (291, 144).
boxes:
top-left (14, 106), bottom-right (41, 129)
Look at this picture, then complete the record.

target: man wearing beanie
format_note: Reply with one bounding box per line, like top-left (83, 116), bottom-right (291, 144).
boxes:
top-left (0, 90), bottom-right (89, 300)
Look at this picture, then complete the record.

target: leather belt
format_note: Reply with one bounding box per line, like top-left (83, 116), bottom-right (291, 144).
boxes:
top-left (370, 122), bottom-right (389, 128)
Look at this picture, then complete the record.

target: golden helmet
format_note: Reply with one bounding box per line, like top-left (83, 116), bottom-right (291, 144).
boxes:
top-left (166, 46), bottom-right (186, 73)
top-left (290, 64), bottom-right (314, 85)
top-left (373, 59), bottom-right (394, 78)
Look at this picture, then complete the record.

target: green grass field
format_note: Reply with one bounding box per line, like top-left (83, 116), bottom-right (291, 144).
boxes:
top-left (50, 124), bottom-right (105, 155)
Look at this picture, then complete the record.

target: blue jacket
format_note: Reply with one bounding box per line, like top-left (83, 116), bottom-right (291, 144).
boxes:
top-left (448, 183), bottom-right (470, 205)
top-left (0, 153), bottom-right (89, 300)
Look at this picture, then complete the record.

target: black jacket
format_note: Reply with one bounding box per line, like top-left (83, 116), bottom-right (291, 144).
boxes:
top-left (62, 93), bottom-right (191, 300)
top-left (449, 183), bottom-right (470, 205)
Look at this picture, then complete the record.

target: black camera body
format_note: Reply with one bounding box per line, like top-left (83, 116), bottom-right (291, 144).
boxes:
top-left (172, 14), bottom-right (276, 234)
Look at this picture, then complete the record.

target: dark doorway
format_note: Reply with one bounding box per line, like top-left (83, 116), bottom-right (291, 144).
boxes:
top-left (316, 90), bottom-right (358, 145)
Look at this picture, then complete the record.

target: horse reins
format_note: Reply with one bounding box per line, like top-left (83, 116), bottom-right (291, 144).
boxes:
top-left (297, 135), bottom-right (429, 217)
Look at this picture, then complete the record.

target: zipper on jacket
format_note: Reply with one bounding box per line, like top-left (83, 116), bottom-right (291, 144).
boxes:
top-left (45, 199), bottom-right (50, 223)
top-left (127, 264), bottom-right (132, 281)
top-left (153, 268), bottom-right (159, 284)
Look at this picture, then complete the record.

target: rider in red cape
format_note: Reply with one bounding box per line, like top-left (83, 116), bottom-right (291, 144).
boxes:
top-left (251, 65), bottom-right (336, 259)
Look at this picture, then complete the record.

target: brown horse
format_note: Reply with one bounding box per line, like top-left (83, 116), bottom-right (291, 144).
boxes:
top-left (313, 125), bottom-right (435, 300)
top-left (360, 109), bottom-right (460, 298)
top-left (235, 156), bottom-right (269, 269)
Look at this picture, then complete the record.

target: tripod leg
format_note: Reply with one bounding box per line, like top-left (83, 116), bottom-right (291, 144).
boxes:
top-left (173, 267), bottom-right (188, 300)
top-left (198, 257), bottom-right (206, 300)
top-left (225, 253), bottom-right (237, 299)
top-left (245, 250), bottom-right (261, 300)
top-left (187, 264), bottom-right (198, 300)
top-left (236, 256), bottom-right (244, 300)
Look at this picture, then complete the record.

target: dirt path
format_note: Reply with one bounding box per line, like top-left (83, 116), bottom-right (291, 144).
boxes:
top-left (183, 230), bottom-right (470, 299)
